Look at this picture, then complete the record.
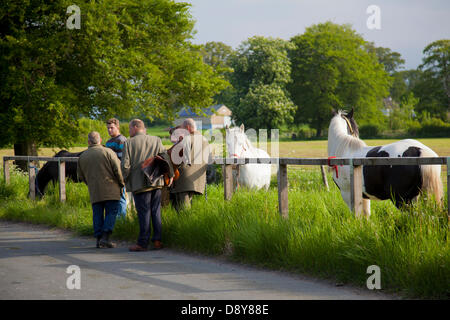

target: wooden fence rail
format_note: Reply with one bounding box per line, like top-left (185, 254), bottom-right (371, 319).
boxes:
top-left (2, 155), bottom-right (450, 219)
top-left (3, 156), bottom-right (78, 202)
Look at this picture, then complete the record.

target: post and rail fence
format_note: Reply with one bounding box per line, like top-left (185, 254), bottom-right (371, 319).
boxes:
top-left (3, 156), bottom-right (79, 202)
top-left (2, 155), bottom-right (450, 219)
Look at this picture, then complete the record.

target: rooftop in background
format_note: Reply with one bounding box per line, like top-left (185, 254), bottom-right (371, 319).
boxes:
top-left (175, 104), bottom-right (232, 130)
top-left (177, 104), bottom-right (232, 117)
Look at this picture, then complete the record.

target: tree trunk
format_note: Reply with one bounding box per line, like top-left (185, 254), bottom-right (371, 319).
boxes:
top-left (13, 141), bottom-right (38, 172)
top-left (316, 126), bottom-right (323, 137)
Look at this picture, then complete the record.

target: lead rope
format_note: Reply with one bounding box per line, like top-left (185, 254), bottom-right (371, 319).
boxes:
top-left (327, 156), bottom-right (339, 178)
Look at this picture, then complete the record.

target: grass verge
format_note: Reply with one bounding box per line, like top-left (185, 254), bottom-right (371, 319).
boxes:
top-left (0, 166), bottom-right (448, 299)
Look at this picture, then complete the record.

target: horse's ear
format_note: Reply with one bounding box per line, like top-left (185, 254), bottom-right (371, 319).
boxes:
top-left (225, 124), bottom-right (229, 130)
top-left (347, 108), bottom-right (354, 119)
top-left (331, 109), bottom-right (337, 117)
top-left (240, 123), bottom-right (245, 132)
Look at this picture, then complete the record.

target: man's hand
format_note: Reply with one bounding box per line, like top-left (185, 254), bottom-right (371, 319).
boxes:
top-left (167, 176), bottom-right (174, 187)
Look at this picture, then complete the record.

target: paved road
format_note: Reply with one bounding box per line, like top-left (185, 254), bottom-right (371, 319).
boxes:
top-left (0, 221), bottom-right (394, 300)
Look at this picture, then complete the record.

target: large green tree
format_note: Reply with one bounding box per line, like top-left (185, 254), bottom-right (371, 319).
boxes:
top-left (389, 69), bottom-right (423, 103)
top-left (228, 36), bottom-right (297, 130)
top-left (414, 39), bottom-right (450, 119)
top-left (366, 42), bottom-right (405, 75)
top-left (0, 0), bottom-right (227, 162)
top-left (288, 22), bottom-right (391, 136)
top-left (198, 41), bottom-right (235, 107)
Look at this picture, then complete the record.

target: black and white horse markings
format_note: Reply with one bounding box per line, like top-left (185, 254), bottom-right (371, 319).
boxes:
top-left (328, 109), bottom-right (443, 217)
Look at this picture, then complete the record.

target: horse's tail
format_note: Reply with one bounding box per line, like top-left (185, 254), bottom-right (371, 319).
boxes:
top-left (420, 148), bottom-right (443, 206)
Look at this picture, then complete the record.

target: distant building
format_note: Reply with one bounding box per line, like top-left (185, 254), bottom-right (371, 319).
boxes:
top-left (381, 97), bottom-right (396, 116)
top-left (174, 104), bottom-right (232, 130)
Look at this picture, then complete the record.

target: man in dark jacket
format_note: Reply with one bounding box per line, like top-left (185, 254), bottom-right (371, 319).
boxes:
top-left (106, 118), bottom-right (128, 218)
top-left (122, 119), bottom-right (174, 252)
top-left (77, 131), bottom-right (125, 249)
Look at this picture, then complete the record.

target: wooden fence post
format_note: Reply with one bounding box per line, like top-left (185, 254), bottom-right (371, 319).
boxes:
top-left (447, 157), bottom-right (450, 222)
top-left (349, 159), bottom-right (363, 217)
top-left (278, 163), bottom-right (288, 218)
top-left (3, 159), bottom-right (10, 184)
top-left (223, 164), bottom-right (233, 200)
top-left (320, 165), bottom-right (329, 191)
top-left (58, 160), bottom-right (66, 202)
top-left (28, 160), bottom-right (36, 200)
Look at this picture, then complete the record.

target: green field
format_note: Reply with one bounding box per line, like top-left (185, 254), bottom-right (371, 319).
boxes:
top-left (2, 136), bottom-right (449, 158)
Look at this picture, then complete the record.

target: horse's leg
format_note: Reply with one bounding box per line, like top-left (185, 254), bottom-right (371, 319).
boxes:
top-left (363, 199), bottom-right (371, 218)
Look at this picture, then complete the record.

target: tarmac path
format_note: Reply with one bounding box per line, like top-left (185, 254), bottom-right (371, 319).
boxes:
top-left (0, 220), bottom-right (395, 300)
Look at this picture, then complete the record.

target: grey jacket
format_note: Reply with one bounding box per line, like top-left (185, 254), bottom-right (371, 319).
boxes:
top-left (171, 132), bottom-right (211, 194)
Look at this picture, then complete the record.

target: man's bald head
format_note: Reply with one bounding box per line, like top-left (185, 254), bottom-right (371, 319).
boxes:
top-left (88, 131), bottom-right (101, 145)
top-left (183, 118), bottom-right (197, 133)
top-left (129, 119), bottom-right (146, 137)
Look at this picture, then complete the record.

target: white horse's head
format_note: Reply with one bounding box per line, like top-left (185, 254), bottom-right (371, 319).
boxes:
top-left (225, 124), bottom-right (253, 158)
top-left (329, 108), bottom-right (359, 138)
top-left (328, 108), bottom-right (365, 157)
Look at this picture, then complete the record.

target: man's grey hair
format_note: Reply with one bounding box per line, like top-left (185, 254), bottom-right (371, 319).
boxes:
top-left (88, 131), bottom-right (101, 145)
top-left (183, 118), bottom-right (197, 132)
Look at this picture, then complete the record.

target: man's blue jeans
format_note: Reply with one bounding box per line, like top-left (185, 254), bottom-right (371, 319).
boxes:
top-left (133, 189), bottom-right (162, 248)
top-left (117, 188), bottom-right (127, 219)
top-left (92, 200), bottom-right (119, 238)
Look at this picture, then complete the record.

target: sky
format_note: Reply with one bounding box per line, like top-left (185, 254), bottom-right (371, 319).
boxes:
top-left (183, 0), bottom-right (450, 70)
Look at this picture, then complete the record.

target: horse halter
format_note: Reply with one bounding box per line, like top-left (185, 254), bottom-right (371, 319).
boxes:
top-left (230, 135), bottom-right (248, 158)
top-left (341, 115), bottom-right (355, 137)
top-left (231, 144), bottom-right (247, 158)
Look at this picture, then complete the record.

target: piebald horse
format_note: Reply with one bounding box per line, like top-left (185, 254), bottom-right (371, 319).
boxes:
top-left (328, 109), bottom-right (443, 217)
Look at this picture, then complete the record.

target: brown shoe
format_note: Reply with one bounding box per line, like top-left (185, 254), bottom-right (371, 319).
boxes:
top-left (152, 240), bottom-right (163, 250)
top-left (129, 244), bottom-right (148, 252)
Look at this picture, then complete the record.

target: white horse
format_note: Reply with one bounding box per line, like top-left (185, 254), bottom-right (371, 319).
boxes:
top-left (328, 109), bottom-right (443, 217)
top-left (226, 124), bottom-right (272, 190)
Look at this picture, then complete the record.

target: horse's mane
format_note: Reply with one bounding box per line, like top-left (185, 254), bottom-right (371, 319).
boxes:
top-left (328, 110), bottom-right (367, 157)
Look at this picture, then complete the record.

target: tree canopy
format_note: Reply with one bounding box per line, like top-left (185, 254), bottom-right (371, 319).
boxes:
top-left (414, 39), bottom-right (450, 119)
top-left (0, 0), bottom-right (227, 154)
top-left (228, 36), bottom-right (296, 130)
top-left (288, 22), bottom-right (391, 136)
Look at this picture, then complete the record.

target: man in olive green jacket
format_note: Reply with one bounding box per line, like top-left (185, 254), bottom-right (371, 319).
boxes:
top-left (170, 118), bottom-right (211, 212)
top-left (122, 119), bottom-right (174, 252)
top-left (77, 131), bottom-right (125, 249)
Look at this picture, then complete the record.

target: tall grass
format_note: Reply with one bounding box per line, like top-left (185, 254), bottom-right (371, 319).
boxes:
top-left (0, 165), bottom-right (448, 298)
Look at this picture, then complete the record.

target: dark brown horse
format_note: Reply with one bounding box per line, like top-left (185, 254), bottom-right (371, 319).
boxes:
top-left (35, 150), bottom-right (84, 197)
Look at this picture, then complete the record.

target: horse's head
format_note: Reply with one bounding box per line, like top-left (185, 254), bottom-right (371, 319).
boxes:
top-left (167, 135), bottom-right (184, 166)
top-left (168, 125), bottom-right (184, 144)
top-left (328, 108), bottom-right (365, 157)
top-left (225, 124), bottom-right (252, 158)
top-left (330, 108), bottom-right (359, 138)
